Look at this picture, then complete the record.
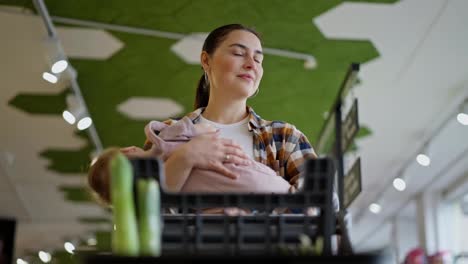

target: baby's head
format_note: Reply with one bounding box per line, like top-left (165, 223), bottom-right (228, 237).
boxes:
top-left (87, 147), bottom-right (121, 206)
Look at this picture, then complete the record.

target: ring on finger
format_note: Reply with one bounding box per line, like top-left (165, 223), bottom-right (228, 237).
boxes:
top-left (224, 154), bottom-right (231, 162)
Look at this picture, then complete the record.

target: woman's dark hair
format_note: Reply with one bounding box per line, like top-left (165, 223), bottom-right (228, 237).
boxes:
top-left (194, 24), bottom-right (262, 109)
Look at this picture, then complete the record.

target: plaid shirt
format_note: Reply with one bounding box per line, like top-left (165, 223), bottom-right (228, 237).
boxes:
top-left (145, 106), bottom-right (317, 190)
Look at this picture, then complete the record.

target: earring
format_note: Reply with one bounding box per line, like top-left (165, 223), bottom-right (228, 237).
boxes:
top-left (204, 71), bottom-right (210, 89)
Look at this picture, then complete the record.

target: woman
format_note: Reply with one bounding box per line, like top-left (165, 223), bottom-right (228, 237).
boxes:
top-left (147, 24), bottom-right (318, 193)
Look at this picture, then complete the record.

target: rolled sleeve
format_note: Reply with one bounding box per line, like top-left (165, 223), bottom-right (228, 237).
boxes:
top-left (285, 130), bottom-right (317, 189)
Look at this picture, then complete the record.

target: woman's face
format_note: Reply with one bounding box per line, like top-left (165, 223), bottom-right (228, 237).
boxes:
top-left (203, 30), bottom-right (264, 100)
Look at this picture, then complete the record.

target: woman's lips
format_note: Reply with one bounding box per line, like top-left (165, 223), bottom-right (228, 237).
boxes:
top-left (237, 74), bottom-right (254, 82)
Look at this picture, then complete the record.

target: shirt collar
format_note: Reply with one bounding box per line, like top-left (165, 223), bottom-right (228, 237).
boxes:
top-left (184, 106), bottom-right (266, 131)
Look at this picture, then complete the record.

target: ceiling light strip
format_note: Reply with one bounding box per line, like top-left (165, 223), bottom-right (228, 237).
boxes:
top-left (354, 88), bottom-right (468, 224)
top-left (355, 144), bottom-right (468, 248)
top-left (33, 0), bottom-right (103, 152)
top-left (51, 16), bottom-right (185, 40)
top-left (50, 16), bottom-right (316, 64)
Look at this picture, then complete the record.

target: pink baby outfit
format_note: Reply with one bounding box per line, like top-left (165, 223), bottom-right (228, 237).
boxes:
top-left (144, 117), bottom-right (292, 194)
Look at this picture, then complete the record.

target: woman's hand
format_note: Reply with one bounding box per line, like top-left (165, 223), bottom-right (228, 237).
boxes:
top-left (175, 132), bottom-right (251, 179)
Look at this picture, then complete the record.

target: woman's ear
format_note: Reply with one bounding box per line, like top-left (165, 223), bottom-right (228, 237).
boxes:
top-left (200, 51), bottom-right (210, 72)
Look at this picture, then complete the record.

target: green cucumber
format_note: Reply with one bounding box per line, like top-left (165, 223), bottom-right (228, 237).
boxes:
top-left (137, 178), bottom-right (162, 256)
top-left (110, 153), bottom-right (139, 256)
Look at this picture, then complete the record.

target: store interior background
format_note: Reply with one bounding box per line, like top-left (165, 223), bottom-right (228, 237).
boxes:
top-left (1, 0), bottom-right (467, 263)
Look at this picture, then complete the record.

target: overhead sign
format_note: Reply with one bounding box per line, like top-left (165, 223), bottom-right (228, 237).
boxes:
top-left (316, 63), bottom-right (360, 155)
top-left (344, 158), bottom-right (362, 208)
top-left (341, 99), bottom-right (359, 153)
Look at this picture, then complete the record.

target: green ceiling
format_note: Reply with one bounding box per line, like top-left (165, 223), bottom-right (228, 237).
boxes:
top-left (8, 0), bottom-right (398, 176)
top-left (6, 0), bottom-right (400, 204)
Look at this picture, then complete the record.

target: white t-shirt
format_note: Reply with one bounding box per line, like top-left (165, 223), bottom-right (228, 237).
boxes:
top-left (198, 115), bottom-right (254, 159)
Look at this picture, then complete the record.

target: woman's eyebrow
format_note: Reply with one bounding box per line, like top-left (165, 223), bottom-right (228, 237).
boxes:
top-left (229, 43), bottom-right (263, 55)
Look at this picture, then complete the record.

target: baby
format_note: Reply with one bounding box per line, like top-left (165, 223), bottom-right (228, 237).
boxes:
top-left (88, 116), bottom-right (292, 207)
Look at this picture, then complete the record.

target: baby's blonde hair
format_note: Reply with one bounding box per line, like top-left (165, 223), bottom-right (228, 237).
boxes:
top-left (87, 147), bottom-right (121, 206)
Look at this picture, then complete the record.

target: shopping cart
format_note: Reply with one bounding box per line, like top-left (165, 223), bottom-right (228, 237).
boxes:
top-left (81, 157), bottom-right (388, 263)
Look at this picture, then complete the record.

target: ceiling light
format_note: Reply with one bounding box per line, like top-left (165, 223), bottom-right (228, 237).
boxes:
top-left (62, 110), bottom-right (76, 125)
top-left (17, 259), bottom-right (28, 264)
top-left (87, 237), bottom-right (97, 246)
top-left (51, 60), bottom-right (68, 74)
top-left (77, 117), bottom-right (92, 130)
top-left (369, 203), bottom-right (381, 214)
top-left (457, 113), bottom-right (468, 125)
top-left (416, 154), bottom-right (431, 166)
top-left (38, 251), bottom-right (51, 263)
top-left (393, 178), bottom-right (406, 191)
top-left (303, 57), bottom-right (317, 69)
top-left (64, 242), bottom-right (75, 254)
top-left (42, 72), bottom-right (57, 84)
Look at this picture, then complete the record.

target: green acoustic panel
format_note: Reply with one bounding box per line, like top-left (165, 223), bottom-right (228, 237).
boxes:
top-left (95, 230), bottom-right (112, 252)
top-left (68, 31), bottom-right (194, 148)
top-left (347, 0), bottom-right (398, 2)
top-left (40, 144), bottom-right (93, 174)
top-left (0, 0), bottom-right (35, 10)
top-left (356, 125), bottom-right (372, 138)
top-left (50, 250), bottom-right (79, 264)
top-left (78, 217), bottom-right (111, 224)
top-left (346, 126), bottom-right (373, 153)
top-left (2, 0), bottom-right (394, 175)
top-left (8, 88), bottom-right (69, 115)
top-left (59, 185), bottom-right (93, 203)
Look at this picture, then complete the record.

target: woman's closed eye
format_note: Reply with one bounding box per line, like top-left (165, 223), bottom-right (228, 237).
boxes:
top-left (232, 51), bottom-right (262, 64)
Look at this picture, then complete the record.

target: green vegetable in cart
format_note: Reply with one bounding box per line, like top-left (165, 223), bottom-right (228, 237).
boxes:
top-left (137, 178), bottom-right (162, 256)
top-left (110, 153), bottom-right (139, 256)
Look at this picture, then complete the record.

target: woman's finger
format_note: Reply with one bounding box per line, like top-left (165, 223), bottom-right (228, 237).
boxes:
top-left (223, 155), bottom-right (251, 166)
top-left (223, 146), bottom-right (249, 159)
top-left (209, 163), bottom-right (238, 179)
top-left (219, 138), bottom-right (243, 150)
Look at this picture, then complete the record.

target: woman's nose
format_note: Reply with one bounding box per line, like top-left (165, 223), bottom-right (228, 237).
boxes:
top-left (243, 56), bottom-right (256, 70)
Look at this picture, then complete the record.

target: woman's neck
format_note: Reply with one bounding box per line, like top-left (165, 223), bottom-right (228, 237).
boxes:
top-left (202, 100), bottom-right (248, 124)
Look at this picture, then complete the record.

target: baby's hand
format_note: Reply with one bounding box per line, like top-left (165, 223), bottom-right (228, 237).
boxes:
top-left (193, 123), bottom-right (217, 135)
top-left (120, 146), bottom-right (149, 158)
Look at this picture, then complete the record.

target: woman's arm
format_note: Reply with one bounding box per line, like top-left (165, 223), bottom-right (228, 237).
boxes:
top-left (163, 147), bottom-right (193, 192)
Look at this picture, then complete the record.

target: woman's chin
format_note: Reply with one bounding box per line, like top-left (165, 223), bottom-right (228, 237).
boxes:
top-left (225, 83), bottom-right (256, 99)
top-left (240, 85), bottom-right (256, 96)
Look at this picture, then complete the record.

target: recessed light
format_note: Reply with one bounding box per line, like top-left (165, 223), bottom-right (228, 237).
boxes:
top-left (393, 178), bottom-right (406, 191)
top-left (38, 251), bottom-right (51, 263)
top-left (457, 113), bottom-right (468, 125)
top-left (42, 72), bottom-right (57, 84)
top-left (62, 110), bottom-right (76, 125)
top-left (369, 203), bottom-right (381, 214)
top-left (17, 258), bottom-right (28, 264)
top-left (64, 242), bottom-right (75, 254)
top-left (51, 60), bottom-right (68, 74)
top-left (416, 154), bottom-right (430, 166)
top-left (77, 117), bottom-right (92, 130)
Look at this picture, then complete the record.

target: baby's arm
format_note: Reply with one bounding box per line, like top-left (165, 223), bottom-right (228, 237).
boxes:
top-left (120, 146), bottom-right (152, 158)
top-left (145, 117), bottom-right (217, 160)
